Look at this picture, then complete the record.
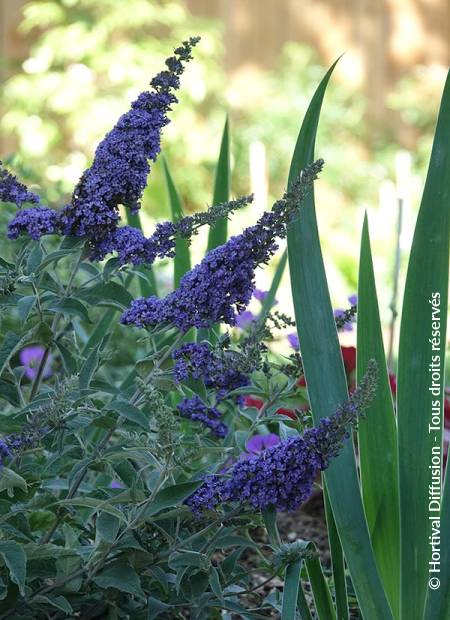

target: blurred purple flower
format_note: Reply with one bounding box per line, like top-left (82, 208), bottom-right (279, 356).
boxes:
top-left (334, 309), bottom-right (354, 332)
top-left (235, 310), bottom-right (256, 329)
top-left (348, 294), bottom-right (358, 306)
top-left (246, 433), bottom-right (280, 454)
top-left (109, 480), bottom-right (125, 489)
top-left (19, 346), bottom-right (52, 381)
top-left (253, 288), bottom-right (278, 306)
top-left (287, 332), bottom-right (300, 350)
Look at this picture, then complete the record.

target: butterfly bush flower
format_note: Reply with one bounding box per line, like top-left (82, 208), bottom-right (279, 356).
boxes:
top-left (177, 395), bottom-right (228, 438)
top-left (121, 159), bottom-right (324, 331)
top-left (186, 359), bottom-right (378, 515)
top-left (0, 163), bottom-right (40, 207)
top-left (19, 346), bottom-right (53, 381)
top-left (173, 342), bottom-right (249, 399)
top-left (7, 207), bottom-right (60, 241)
top-left (59, 37), bottom-right (200, 238)
top-left (246, 433), bottom-right (280, 453)
top-left (7, 38), bottom-right (206, 260)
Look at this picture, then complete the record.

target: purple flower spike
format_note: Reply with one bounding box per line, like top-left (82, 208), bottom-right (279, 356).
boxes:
top-left (121, 160), bottom-right (324, 332)
top-left (60, 38), bottom-right (200, 239)
top-left (19, 346), bottom-right (52, 381)
top-left (186, 360), bottom-right (378, 515)
top-left (287, 332), bottom-right (300, 350)
top-left (348, 294), bottom-right (358, 306)
top-left (246, 433), bottom-right (280, 454)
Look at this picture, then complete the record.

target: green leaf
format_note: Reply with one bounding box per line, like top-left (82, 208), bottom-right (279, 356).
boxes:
top-left (397, 69), bottom-right (450, 619)
top-left (323, 486), bottom-right (348, 620)
top-left (58, 498), bottom-right (126, 522)
top-left (17, 296), bottom-right (35, 323)
top-left (0, 379), bottom-right (20, 406)
top-left (262, 506), bottom-right (281, 546)
top-left (93, 560), bottom-right (144, 598)
top-left (286, 60), bottom-right (393, 619)
top-left (0, 332), bottom-right (23, 376)
top-left (0, 541), bottom-right (26, 595)
top-left (296, 583), bottom-right (313, 620)
top-left (259, 250), bottom-right (287, 320)
top-left (305, 552), bottom-right (337, 620)
top-left (423, 467), bottom-right (450, 619)
top-left (79, 345), bottom-right (99, 389)
top-left (33, 594), bottom-right (73, 614)
top-left (35, 248), bottom-right (77, 273)
top-left (54, 340), bottom-right (78, 375)
top-left (96, 511), bottom-right (120, 543)
top-left (26, 244), bottom-right (43, 274)
top-left (357, 214), bottom-right (399, 617)
top-left (81, 281), bottom-right (134, 310)
top-left (148, 597), bottom-right (171, 619)
top-left (142, 481), bottom-right (203, 518)
top-left (162, 157), bottom-right (191, 286)
top-left (281, 559), bottom-right (302, 620)
top-left (82, 309), bottom-right (116, 356)
top-left (48, 297), bottom-right (90, 323)
top-left (109, 400), bottom-right (148, 430)
top-left (207, 116), bottom-right (230, 251)
top-left (0, 468), bottom-right (27, 495)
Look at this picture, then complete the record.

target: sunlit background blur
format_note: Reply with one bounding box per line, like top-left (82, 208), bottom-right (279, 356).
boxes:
top-left (1, 0), bottom-right (449, 360)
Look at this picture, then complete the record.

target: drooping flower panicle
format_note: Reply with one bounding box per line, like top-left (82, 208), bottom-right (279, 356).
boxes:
top-left (60, 37), bottom-right (200, 239)
top-left (6, 38), bottom-right (202, 263)
top-left (0, 163), bottom-right (40, 208)
top-left (121, 159), bottom-right (324, 331)
top-left (186, 359), bottom-right (378, 515)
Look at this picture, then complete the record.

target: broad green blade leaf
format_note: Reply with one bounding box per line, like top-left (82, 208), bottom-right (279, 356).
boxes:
top-left (297, 582), bottom-right (313, 620)
top-left (162, 157), bottom-right (191, 286)
top-left (207, 116), bottom-right (230, 251)
top-left (323, 486), bottom-right (348, 620)
top-left (397, 70), bottom-right (450, 619)
top-left (286, 60), bottom-right (393, 619)
top-left (357, 214), bottom-right (399, 618)
top-left (423, 466), bottom-right (450, 619)
top-left (259, 250), bottom-right (287, 320)
top-left (126, 211), bottom-right (158, 297)
top-left (305, 553), bottom-right (337, 620)
top-left (281, 560), bottom-right (302, 620)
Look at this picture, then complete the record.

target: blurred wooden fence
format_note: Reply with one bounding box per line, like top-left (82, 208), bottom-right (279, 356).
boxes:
top-left (1, 0), bottom-right (450, 126)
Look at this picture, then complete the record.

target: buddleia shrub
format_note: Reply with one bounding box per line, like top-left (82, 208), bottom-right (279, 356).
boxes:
top-left (0, 39), bottom-right (379, 619)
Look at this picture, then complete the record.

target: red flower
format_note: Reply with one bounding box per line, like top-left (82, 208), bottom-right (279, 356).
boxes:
top-left (389, 372), bottom-right (397, 396)
top-left (297, 375), bottom-right (306, 387)
top-left (275, 407), bottom-right (297, 420)
top-left (243, 395), bottom-right (264, 410)
top-left (341, 346), bottom-right (356, 374)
